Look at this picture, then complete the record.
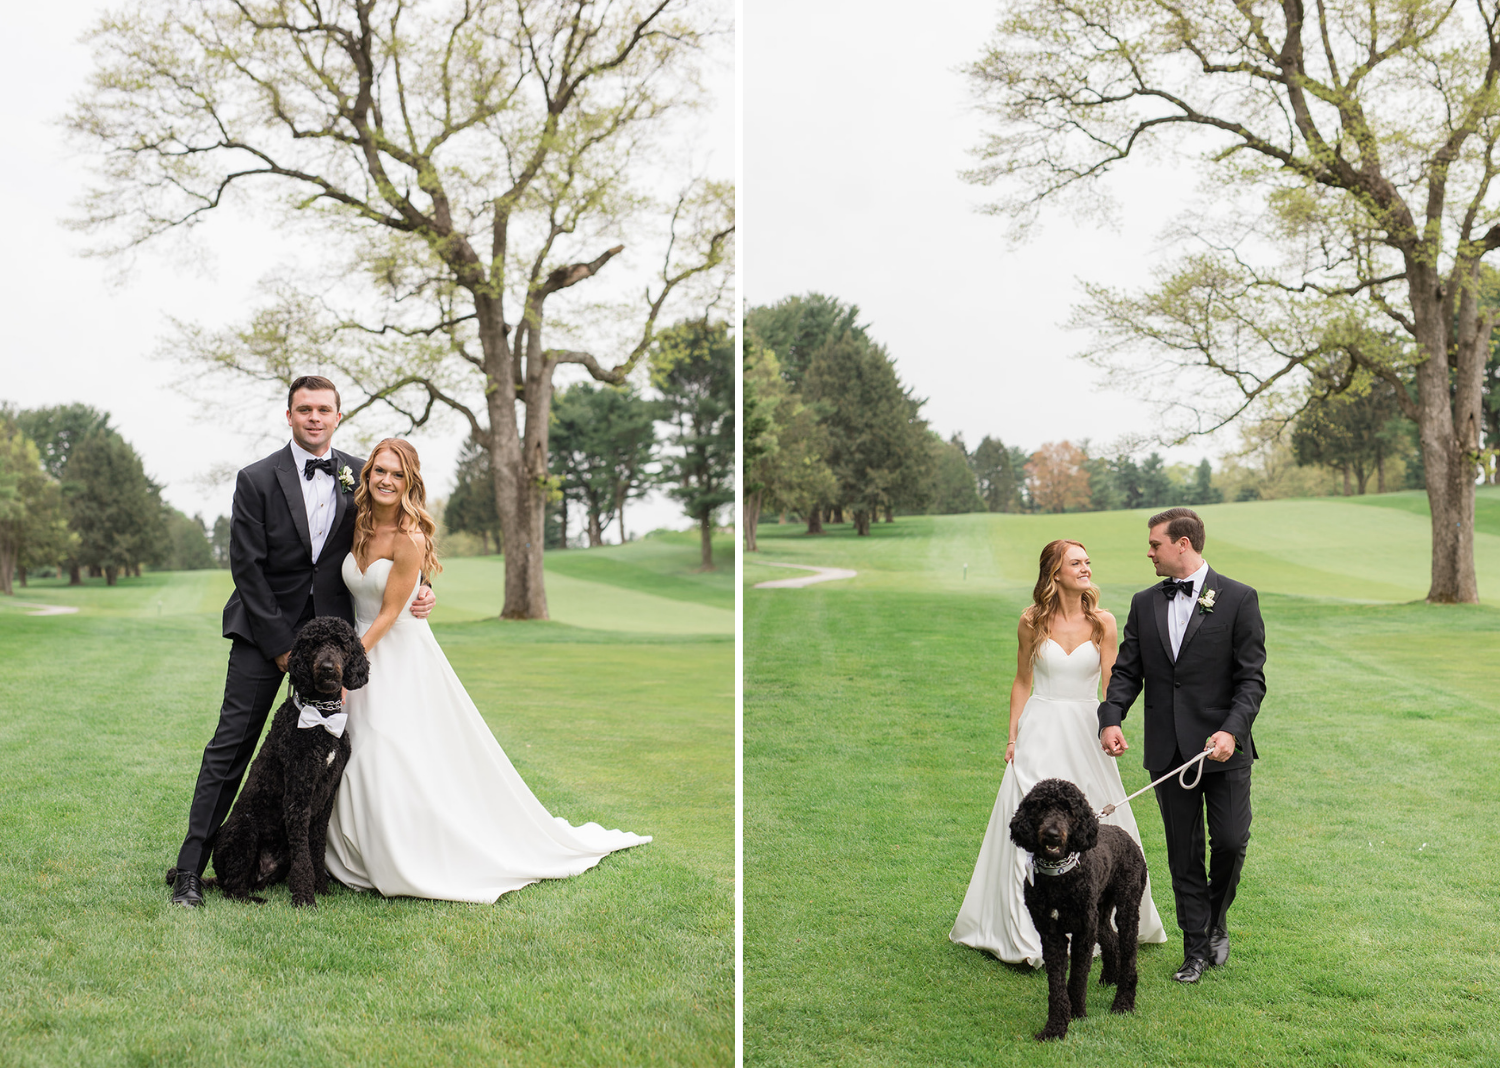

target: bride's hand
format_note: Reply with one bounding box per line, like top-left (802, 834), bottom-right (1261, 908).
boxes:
top-left (1005, 740), bottom-right (1016, 764)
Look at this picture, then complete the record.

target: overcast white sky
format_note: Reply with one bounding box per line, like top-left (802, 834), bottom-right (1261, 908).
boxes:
top-left (0, 2), bottom-right (732, 542)
top-left (743, 0), bottom-right (1230, 467)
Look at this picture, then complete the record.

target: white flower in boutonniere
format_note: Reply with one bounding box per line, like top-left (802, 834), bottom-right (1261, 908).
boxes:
top-left (1197, 588), bottom-right (1217, 614)
top-left (338, 465), bottom-right (355, 492)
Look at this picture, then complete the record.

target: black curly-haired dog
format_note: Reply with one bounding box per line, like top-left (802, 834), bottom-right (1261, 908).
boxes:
top-left (167, 617), bottom-right (368, 907)
top-left (1009, 777), bottom-right (1147, 1041)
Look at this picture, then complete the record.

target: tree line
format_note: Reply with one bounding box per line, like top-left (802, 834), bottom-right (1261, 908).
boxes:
top-left (0, 404), bottom-right (215, 594)
top-left (445, 319), bottom-right (735, 569)
top-left (743, 294), bottom-right (1436, 537)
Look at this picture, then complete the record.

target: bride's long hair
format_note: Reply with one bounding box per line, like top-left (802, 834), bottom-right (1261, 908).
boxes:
top-left (353, 438), bottom-right (443, 578)
top-left (1024, 538), bottom-right (1104, 660)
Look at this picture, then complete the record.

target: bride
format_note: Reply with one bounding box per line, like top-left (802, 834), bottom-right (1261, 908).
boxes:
top-left (950, 538), bottom-right (1166, 964)
top-left (324, 437), bottom-right (650, 903)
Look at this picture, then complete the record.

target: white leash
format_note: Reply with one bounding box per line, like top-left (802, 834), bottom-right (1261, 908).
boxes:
top-left (1098, 747), bottom-right (1213, 818)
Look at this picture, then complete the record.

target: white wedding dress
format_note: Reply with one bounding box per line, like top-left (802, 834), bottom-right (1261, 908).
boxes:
top-left (950, 637), bottom-right (1168, 965)
top-left (324, 553), bottom-right (651, 903)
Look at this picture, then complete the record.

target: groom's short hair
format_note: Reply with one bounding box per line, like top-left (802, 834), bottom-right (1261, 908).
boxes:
top-left (1149, 507), bottom-right (1205, 551)
top-left (287, 375), bottom-right (341, 413)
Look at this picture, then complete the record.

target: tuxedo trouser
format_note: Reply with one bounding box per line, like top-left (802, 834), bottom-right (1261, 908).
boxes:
top-left (176, 595), bottom-right (315, 876)
top-left (1152, 761), bottom-right (1252, 961)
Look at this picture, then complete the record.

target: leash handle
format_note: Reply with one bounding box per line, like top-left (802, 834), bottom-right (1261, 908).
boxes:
top-left (1098, 747), bottom-right (1213, 818)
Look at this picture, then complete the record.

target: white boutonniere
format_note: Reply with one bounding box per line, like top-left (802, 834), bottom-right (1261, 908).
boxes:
top-left (1197, 588), bottom-right (1217, 614)
top-left (338, 465), bottom-right (355, 492)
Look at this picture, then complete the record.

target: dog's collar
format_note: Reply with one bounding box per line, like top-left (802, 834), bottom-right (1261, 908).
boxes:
top-left (293, 689), bottom-right (347, 738)
top-left (1027, 851), bottom-right (1081, 885)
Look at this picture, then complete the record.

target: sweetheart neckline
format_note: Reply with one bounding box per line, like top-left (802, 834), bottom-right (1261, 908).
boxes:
top-left (1044, 637), bottom-right (1096, 657)
top-left (346, 551), bottom-right (395, 578)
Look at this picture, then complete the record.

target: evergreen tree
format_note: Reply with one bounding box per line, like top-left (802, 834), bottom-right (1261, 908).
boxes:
top-left (1190, 460), bottom-right (1224, 505)
top-left (64, 429), bottom-right (168, 585)
top-left (653, 319), bottom-right (735, 569)
top-left (550, 384), bottom-right (658, 547)
top-left (0, 424), bottom-right (72, 595)
top-left (211, 515), bottom-right (232, 568)
top-left (929, 434), bottom-right (985, 514)
top-left (972, 435), bottom-right (1022, 512)
top-left (444, 435), bottom-right (502, 554)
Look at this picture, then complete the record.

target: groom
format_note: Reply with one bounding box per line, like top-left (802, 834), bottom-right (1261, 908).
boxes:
top-left (170, 376), bottom-right (434, 907)
top-left (1097, 507), bottom-right (1265, 983)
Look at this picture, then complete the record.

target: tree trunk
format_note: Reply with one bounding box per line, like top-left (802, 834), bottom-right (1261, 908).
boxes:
top-left (1341, 465), bottom-right (1351, 496)
top-left (0, 544), bottom-right (14, 596)
top-left (587, 509), bottom-right (603, 547)
top-left (1409, 260), bottom-right (1483, 603)
top-left (480, 297), bottom-right (548, 620)
top-left (559, 493), bottom-right (569, 550)
top-left (744, 489), bottom-right (761, 552)
top-left (89, 565), bottom-right (102, 578)
top-left (1377, 451), bottom-right (1386, 494)
top-left (806, 504), bottom-right (824, 535)
top-left (699, 511), bottom-right (714, 570)
top-left (105, 566), bottom-right (118, 586)
top-left (69, 564), bottom-right (82, 586)
top-left (831, 504), bottom-right (844, 524)
top-left (17, 564), bottom-right (26, 587)
top-left (884, 504), bottom-right (894, 523)
top-left (853, 509), bottom-right (871, 536)
top-left (1356, 465), bottom-right (1370, 495)
top-left (778, 511), bottom-right (787, 524)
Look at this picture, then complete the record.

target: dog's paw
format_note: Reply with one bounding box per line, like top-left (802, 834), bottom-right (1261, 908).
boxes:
top-left (291, 896), bottom-right (317, 908)
top-left (1110, 995), bottom-right (1135, 1014)
top-left (1034, 1027), bottom-right (1067, 1042)
top-left (1070, 1006), bottom-right (1087, 1020)
top-left (1099, 969), bottom-right (1117, 986)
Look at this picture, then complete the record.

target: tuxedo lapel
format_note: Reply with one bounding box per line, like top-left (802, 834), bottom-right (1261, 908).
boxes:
top-left (1177, 568), bottom-right (1219, 659)
top-left (273, 447), bottom-right (315, 561)
top-left (331, 449), bottom-right (352, 539)
top-left (1153, 583), bottom-right (1175, 663)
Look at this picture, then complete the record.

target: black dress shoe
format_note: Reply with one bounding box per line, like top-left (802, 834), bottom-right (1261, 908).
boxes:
top-left (1173, 957), bottom-right (1210, 984)
top-left (1209, 925), bottom-right (1229, 966)
top-left (170, 869), bottom-right (204, 908)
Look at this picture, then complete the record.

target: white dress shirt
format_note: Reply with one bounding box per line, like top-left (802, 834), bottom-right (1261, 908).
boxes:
top-left (1167, 559), bottom-right (1210, 659)
top-left (289, 440), bottom-right (339, 563)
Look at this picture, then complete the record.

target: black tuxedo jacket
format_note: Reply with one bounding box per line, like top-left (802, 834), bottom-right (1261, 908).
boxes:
top-left (1097, 567), bottom-right (1266, 773)
top-left (221, 445), bottom-right (364, 659)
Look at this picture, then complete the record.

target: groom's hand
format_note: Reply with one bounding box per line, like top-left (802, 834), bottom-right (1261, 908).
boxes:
top-left (409, 584), bottom-right (436, 619)
top-left (1100, 726), bottom-right (1127, 757)
top-left (1207, 731), bottom-right (1237, 762)
top-left (274, 652), bottom-right (290, 672)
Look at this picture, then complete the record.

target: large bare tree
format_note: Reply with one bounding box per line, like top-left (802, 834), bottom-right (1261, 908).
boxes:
top-left (970, 0), bottom-right (1500, 602)
top-left (72, 0), bottom-right (733, 618)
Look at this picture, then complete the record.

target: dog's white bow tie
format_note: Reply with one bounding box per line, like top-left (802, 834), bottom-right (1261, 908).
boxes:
top-left (293, 692), bottom-right (348, 738)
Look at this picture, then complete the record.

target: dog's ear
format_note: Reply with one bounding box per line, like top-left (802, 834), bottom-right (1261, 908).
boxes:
top-left (342, 629), bottom-right (371, 691)
top-left (1009, 795), bottom-right (1038, 852)
top-left (285, 630), bottom-right (314, 693)
top-left (1069, 785), bottom-right (1099, 853)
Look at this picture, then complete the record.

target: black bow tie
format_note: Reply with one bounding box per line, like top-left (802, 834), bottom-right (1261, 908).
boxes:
top-left (303, 456), bottom-right (336, 481)
top-left (1162, 578), bottom-right (1195, 600)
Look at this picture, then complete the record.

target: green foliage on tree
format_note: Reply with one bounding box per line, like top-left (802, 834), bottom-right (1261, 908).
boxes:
top-left (444, 436), bottom-right (502, 556)
top-left (0, 423), bottom-right (72, 595)
top-left (165, 511), bottom-right (216, 571)
top-left (652, 320), bottom-right (735, 569)
top-left (1293, 380), bottom-right (1412, 495)
top-left (211, 515), bottom-right (231, 569)
top-left (971, 435), bottom-right (1024, 512)
top-left (64, 430), bottom-right (169, 586)
top-left (928, 435), bottom-right (985, 515)
top-left (13, 404), bottom-right (113, 480)
top-left (802, 331), bottom-right (931, 535)
top-left (742, 338), bottom-right (836, 548)
top-left (550, 384), bottom-right (659, 547)
top-left (744, 294), bottom-right (870, 387)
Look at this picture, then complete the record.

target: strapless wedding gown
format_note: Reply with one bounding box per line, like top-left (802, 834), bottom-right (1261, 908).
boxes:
top-left (950, 637), bottom-right (1167, 965)
top-left (324, 553), bottom-right (650, 903)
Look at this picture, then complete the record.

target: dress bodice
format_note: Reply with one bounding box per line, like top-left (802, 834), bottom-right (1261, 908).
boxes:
top-left (341, 552), bottom-right (419, 631)
top-left (1031, 638), bottom-right (1102, 701)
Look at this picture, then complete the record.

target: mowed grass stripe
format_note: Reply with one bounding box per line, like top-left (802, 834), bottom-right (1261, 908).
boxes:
top-left (1, 536), bottom-right (732, 1068)
top-left (744, 509), bottom-right (1500, 1067)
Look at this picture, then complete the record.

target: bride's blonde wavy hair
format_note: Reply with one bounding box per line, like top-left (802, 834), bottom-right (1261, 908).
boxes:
top-left (1024, 538), bottom-right (1104, 660)
top-left (353, 438), bottom-right (443, 578)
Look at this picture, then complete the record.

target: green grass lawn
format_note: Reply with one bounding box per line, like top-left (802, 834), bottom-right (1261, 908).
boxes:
top-left (0, 531), bottom-right (734, 1068)
top-left (744, 503), bottom-right (1500, 1067)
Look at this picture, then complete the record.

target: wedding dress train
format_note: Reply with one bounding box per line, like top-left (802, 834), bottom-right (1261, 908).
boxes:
top-left (324, 553), bottom-right (650, 903)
